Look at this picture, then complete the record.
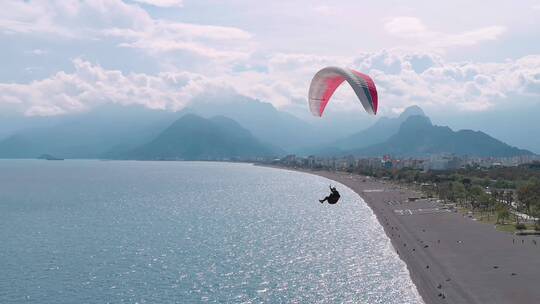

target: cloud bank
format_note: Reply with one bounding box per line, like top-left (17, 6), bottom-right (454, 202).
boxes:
top-left (0, 0), bottom-right (539, 118)
top-left (2, 51), bottom-right (539, 117)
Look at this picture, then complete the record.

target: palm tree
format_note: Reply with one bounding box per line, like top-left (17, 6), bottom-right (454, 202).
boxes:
top-left (504, 191), bottom-right (513, 206)
top-left (491, 189), bottom-right (499, 203)
top-left (496, 204), bottom-right (510, 225)
top-left (452, 182), bottom-right (466, 207)
top-left (469, 185), bottom-right (484, 210)
top-left (518, 185), bottom-right (534, 215)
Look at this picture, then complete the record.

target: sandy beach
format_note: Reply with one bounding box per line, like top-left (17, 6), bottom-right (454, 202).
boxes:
top-left (301, 169), bottom-right (540, 304)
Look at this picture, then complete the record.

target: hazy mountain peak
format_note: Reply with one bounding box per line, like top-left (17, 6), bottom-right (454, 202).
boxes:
top-left (352, 115), bottom-right (532, 158)
top-left (400, 115), bottom-right (433, 130)
top-left (122, 113), bottom-right (280, 160)
top-left (398, 105), bottom-right (425, 121)
top-left (324, 106), bottom-right (428, 153)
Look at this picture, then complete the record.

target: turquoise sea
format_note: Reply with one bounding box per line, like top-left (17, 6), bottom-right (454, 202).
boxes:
top-left (0, 160), bottom-right (422, 303)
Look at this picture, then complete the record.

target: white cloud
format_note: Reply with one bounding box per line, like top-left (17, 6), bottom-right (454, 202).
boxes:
top-left (0, 1), bottom-right (538, 120)
top-left (105, 20), bottom-right (252, 61)
top-left (25, 49), bottom-right (48, 56)
top-left (433, 26), bottom-right (506, 48)
top-left (1, 47), bottom-right (539, 118)
top-left (6, 49), bottom-right (540, 117)
top-left (0, 0), bottom-right (253, 62)
top-left (0, 59), bottom-right (235, 116)
top-left (384, 17), bottom-right (427, 38)
top-left (0, 0), bottom-right (151, 37)
top-left (384, 16), bottom-right (506, 50)
top-left (133, 0), bottom-right (183, 8)
top-left (119, 39), bottom-right (249, 60)
top-left (367, 51), bottom-right (540, 113)
top-left (312, 5), bottom-right (340, 16)
top-left (229, 50), bottom-right (540, 115)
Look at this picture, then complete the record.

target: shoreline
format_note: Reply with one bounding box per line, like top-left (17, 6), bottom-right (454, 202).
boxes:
top-left (271, 166), bottom-right (540, 304)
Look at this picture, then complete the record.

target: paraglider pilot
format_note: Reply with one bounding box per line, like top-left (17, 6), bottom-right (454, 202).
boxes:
top-left (319, 185), bottom-right (341, 204)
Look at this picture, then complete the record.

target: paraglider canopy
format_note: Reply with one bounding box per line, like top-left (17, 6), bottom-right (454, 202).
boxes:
top-left (308, 66), bottom-right (378, 117)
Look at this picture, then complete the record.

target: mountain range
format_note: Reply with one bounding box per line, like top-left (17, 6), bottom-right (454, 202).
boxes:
top-left (120, 114), bottom-right (280, 160)
top-left (0, 104), bottom-right (179, 159)
top-left (301, 105), bottom-right (427, 155)
top-left (352, 115), bottom-right (532, 157)
top-left (0, 98), bottom-right (534, 160)
top-left (185, 96), bottom-right (321, 150)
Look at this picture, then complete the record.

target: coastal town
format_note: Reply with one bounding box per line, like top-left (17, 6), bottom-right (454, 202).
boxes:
top-left (264, 154), bottom-right (540, 231)
top-left (272, 154), bottom-right (540, 172)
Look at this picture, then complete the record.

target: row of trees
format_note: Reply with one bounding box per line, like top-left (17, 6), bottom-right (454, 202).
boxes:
top-left (434, 180), bottom-right (512, 224)
top-left (418, 174), bottom-right (539, 228)
top-left (354, 165), bottom-right (540, 228)
top-left (291, 159), bottom-right (540, 228)
top-left (517, 180), bottom-right (540, 217)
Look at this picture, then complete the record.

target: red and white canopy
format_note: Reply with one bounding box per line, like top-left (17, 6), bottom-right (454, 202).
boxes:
top-left (308, 67), bottom-right (378, 117)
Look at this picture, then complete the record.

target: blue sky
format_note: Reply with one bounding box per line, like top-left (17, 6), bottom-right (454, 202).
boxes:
top-left (1, 0), bottom-right (540, 150)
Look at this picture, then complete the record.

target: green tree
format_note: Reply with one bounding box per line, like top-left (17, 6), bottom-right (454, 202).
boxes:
top-left (437, 182), bottom-right (451, 202)
top-left (452, 181), bottom-right (466, 206)
top-left (504, 191), bottom-right (514, 206)
top-left (491, 189), bottom-right (499, 202)
top-left (469, 185), bottom-right (485, 210)
top-left (462, 178), bottom-right (472, 189)
top-left (496, 204), bottom-right (510, 225)
top-left (517, 181), bottom-right (540, 215)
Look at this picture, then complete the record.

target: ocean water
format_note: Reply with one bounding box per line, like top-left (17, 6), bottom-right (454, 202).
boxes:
top-left (0, 160), bottom-right (422, 303)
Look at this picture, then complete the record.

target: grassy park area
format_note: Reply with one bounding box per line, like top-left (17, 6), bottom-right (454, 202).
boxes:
top-left (352, 162), bottom-right (540, 233)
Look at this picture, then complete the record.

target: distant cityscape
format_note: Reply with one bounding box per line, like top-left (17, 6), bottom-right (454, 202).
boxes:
top-left (264, 153), bottom-right (540, 230)
top-left (265, 154), bottom-right (540, 172)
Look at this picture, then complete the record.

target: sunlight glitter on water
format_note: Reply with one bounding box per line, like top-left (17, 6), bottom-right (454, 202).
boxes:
top-left (0, 160), bottom-right (423, 303)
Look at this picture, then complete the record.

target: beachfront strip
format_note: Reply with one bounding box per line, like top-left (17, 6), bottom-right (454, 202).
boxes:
top-left (264, 154), bottom-right (540, 233)
top-left (258, 155), bottom-right (540, 303)
top-left (304, 170), bottom-right (540, 304)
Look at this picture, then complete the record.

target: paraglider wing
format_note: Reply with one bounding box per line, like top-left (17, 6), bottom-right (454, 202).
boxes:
top-left (308, 66), bottom-right (378, 117)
